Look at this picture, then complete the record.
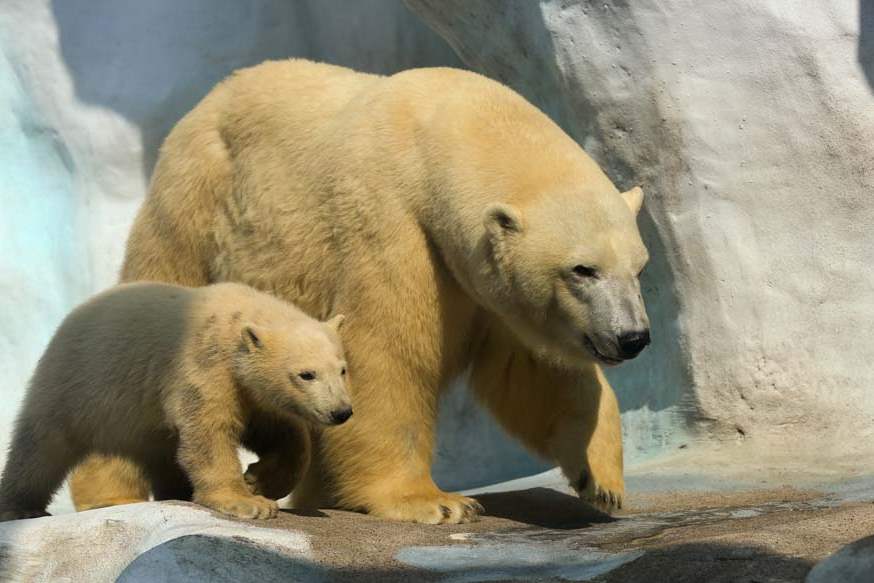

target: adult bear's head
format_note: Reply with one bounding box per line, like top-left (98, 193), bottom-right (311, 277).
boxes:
top-left (478, 182), bottom-right (651, 368)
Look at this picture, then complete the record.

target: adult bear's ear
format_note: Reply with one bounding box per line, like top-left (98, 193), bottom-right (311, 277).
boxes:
top-left (241, 325), bottom-right (264, 352)
top-left (483, 203), bottom-right (523, 239)
top-left (326, 314), bottom-right (345, 332)
top-left (621, 186), bottom-right (644, 216)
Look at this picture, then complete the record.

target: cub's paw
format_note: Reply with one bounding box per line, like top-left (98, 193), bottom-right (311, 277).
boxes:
top-left (244, 461), bottom-right (296, 500)
top-left (0, 509), bottom-right (50, 522)
top-left (197, 492), bottom-right (279, 520)
top-left (370, 491), bottom-right (484, 525)
top-left (574, 467), bottom-right (624, 513)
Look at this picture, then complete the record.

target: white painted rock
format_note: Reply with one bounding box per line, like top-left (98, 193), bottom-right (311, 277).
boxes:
top-left (405, 0), bottom-right (874, 457)
top-left (0, 502), bottom-right (312, 582)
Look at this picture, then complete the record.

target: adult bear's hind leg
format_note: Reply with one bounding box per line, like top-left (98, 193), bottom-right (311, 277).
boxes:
top-left (470, 321), bottom-right (625, 512)
top-left (70, 455), bottom-right (151, 511)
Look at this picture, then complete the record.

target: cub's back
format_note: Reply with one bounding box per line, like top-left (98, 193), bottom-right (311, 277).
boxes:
top-left (28, 283), bottom-right (197, 432)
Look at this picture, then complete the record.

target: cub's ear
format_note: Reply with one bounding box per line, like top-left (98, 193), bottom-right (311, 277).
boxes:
top-left (240, 325), bottom-right (264, 352)
top-left (483, 203), bottom-right (523, 238)
top-left (326, 314), bottom-right (345, 332)
top-left (621, 186), bottom-right (644, 216)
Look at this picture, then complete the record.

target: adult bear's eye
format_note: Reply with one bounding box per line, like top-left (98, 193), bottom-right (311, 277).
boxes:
top-left (572, 265), bottom-right (598, 279)
top-left (298, 371), bottom-right (316, 381)
top-left (340, 367), bottom-right (346, 376)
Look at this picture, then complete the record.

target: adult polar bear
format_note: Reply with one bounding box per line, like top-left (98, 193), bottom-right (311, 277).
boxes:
top-left (70, 59), bottom-right (651, 524)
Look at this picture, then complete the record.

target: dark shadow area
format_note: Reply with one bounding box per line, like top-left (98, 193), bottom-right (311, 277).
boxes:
top-left (49, 530), bottom-right (824, 583)
top-left (116, 534), bottom-right (327, 582)
top-left (117, 533), bottom-right (447, 583)
top-left (0, 544), bottom-right (10, 583)
top-left (279, 507), bottom-right (328, 518)
top-left (475, 487), bottom-right (614, 530)
top-left (861, 0), bottom-right (873, 89)
top-left (601, 541), bottom-right (814, 583)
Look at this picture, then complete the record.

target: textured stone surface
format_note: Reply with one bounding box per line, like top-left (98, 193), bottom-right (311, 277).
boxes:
top-left (405, 0), bottom-right (874, 460)
top-left (1, 470), bottom-right (872, 582)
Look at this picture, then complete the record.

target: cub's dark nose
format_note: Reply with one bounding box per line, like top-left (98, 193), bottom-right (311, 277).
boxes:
top-left (617, 330), bottom-right (651, 359)
top-left (331, 407), bottom-right (353, 425)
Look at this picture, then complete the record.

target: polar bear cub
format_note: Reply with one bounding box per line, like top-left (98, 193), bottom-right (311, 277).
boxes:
top-left (0, 281), bottom-right (351, 521)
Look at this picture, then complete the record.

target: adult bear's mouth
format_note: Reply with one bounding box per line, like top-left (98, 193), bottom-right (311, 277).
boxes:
top-left (582, 335), bottom-right (623, 366)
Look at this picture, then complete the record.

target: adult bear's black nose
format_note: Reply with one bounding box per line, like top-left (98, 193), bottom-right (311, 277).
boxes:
top-left (617, 330), bottom-right (651, 359)
top-left (331, 407), bottom-right (353, 425)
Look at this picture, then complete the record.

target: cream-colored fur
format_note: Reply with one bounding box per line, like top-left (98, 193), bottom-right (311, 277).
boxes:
top-left (69, 59), bottom-right (650, 524)
top-left (0, 281), bottom-right (351, 521)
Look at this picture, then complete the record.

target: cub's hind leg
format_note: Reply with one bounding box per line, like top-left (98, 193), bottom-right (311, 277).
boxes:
top-left (0, 415), bottom-right (84, 521)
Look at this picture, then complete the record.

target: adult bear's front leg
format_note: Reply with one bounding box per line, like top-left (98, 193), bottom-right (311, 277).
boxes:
top-left (300, 305), bottom-right (483, 524)
top-left (470, 321), bottom-right (625, 513)
top-left (313, 364), bottom-right (483, 523)
top-left (548, 367), bottom-right (625, 512)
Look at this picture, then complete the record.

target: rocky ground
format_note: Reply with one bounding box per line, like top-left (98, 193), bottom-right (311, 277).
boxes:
top-left (2, 456), bottom-right (872, 582)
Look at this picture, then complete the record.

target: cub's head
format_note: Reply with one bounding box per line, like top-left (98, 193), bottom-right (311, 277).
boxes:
top-left (480, 185), bottom-right (651, 368)
top-left (233, 314), bottom-right (352, 425)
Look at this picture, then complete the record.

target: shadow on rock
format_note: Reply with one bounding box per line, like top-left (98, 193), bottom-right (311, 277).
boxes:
top-left (280, 508), bottom-right (329, 518)
top-left (116, 534), bottom-right (437, 583)
top-left (117, 534), bottom-right (323, 582)
top-left (806, 534), bottom-right (874, 583)
top-left (602, 541), bottom-right (814, 583)
top-left (475, 487), bottom-right (614, 530)
top-left (861, 0), bottom-right (874, 89)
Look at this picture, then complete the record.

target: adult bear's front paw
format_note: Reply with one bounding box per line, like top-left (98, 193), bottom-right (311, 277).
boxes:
top-left (368, 490), bottom-right (484, 525)
top-left (574, 466), bottom-right (624, 512)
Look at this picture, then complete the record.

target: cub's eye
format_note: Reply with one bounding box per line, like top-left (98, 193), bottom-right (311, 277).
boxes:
top-left (572, 265), bottom-right (598, 279)
top-left (340, 367), bottom-right (346, 376)
top-left (298, 371), bottom-right (316, 381)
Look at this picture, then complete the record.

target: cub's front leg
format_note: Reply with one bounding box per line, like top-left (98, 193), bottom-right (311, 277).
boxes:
top-left (172, 383), bottom-right (278, 520)
top-left (241, 412), bottom-right (311, 500)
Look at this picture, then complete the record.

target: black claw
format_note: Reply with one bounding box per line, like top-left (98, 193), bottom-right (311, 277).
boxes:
top-left (463, 500), bottom-right (484, 518)
top-left (440, 505), bottom-right (451, 519)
